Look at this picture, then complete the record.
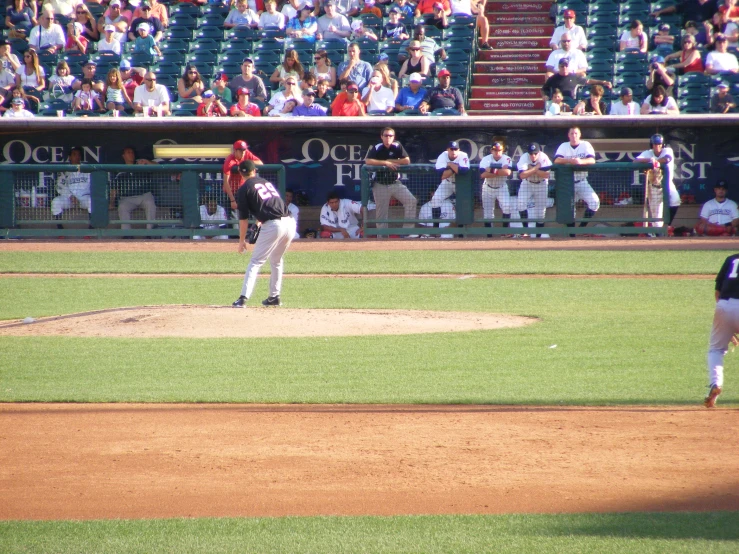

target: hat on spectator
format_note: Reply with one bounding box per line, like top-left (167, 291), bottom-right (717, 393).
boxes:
top-left (558, 57), bottom-right (569, 66)
top-left (85, 59), bottom-right (97, 66)
top-left (141, 0), bottom-right (151, 7)
top-left (300, 4), bottom-right (312, 10)
top-left (0, 39), bottom-right (8, 47)
top-left (717, 82), bottom-right (729, 89)
top-left (243, 57), bottom-right (254, 64)
top-left (377, 52), bottom-right (389, 62)
top-left (73, 22), bottom-right (84, 34)
top-left (11, 97), bottom-right (23, 105)
top-left (346, 82), bottom-right (359, 92)
top-left (324, 0), bottom-right (335, 6)
top-left (433, 2), bottom-right (443, 9)
top-left (202, 90), bottom-right (214, 98)
top-left (437, 68), bottom-right (451, 77)
top-left (715, 33), bottom-right (728, 41)
top-left (715, 180), bottom-right (728, 188)
top-left (620, 86), bottom-right (633, 96)
top-left (215, 72), bottom-right (228, 82)
top-left (303, 88), bottom-right (316, 96)
top-left (658, 23), bottom-right (670, 31)
top-left (563, 9), bottom-right (575, 17)
top-left (650, 54), bottom-right (664, 64)
top-left (233, 140), bottom-right (248, 150)
top-left (388, 6), bottom-right (400, 13)
top-left (104, 24), bottom-right (115, 32)
top-left (408, 72), bottom-right (423, 82)
top-left (137, 22), bottom-right (150, 32)
top-left (110, 0), bottom-right (121, 7)
top-left (527, 142), bottom-right (541, 154)
top-left (491, 141), bottom-right (504, 150)
top-left (365, 0), bottom-right (375, 5)
top-left (718, 5), bottom-right (728, 13)
top-left (237, 87), bottom-right (251, 96)
top-left (119, 59), bottom-right (131, 69)
top-left (448, 141), bottom-right (459, 150)
top-left (351, 19), bottom-right (363, 31)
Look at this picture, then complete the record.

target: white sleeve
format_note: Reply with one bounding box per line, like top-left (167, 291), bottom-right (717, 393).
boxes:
top-left (539, 153), bottom-right (552, 169)
top-left (584, 142), bottom-right (596, 157)
top-left (550, 26), bottom-right (562, 47)
top-left (545, 50), bottom-right (557, 68)
top-left (636, 150), bottom-right (652, 160)
top-left (502, 155), bottom-right (512, 168)
top-left (576, 26), bottom-right (587, 50)
top-left (554, 143), bottom-right (567, 158)
top-left (319, 205), bottom-right (332, 226)
top-left (348, 200), bottom-right (362, 215)
top-left (435, 152), bottom-right (448, 170)
top-left (699, 202), bottom-right (710, 219)
top-left (731, 202), bottom-right (739, 220)
top-left (133, 86), bottom-right (142, 104)
top-left (516, 154), bottom-right (529, 172)
top-left (458, 154), bottom-right (470, 170)
top-left (159, 85), bottom-right (170, 104)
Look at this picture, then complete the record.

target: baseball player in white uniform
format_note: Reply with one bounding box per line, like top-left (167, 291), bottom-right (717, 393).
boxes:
top-left (479, 141), bottom-right (513, 235)
top-left (554, 126), bottom-right (599, 231)
top-left (193, 200), bottom-right (229, 240)
top-left (51, 146), bottom-right (92, 219)
top-left (517, 142), bottom-right (553, 238)
top-left (419, 198), bottom-right (456, 238)
top-left (695, 180), bottom-right (739, 236)
top-left (319, 192), bottom-right (363, 239)
top-left (634, 134), bottom-right (682, 228)
top-left (430, 141), bottom-right (470, 210)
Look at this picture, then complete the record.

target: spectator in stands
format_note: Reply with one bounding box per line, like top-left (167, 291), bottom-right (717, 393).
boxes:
top-left (641, 84), bottom-right (680, 114)
top-left (73, 78), bottom-right (104, 111)
top-left (451, 0), bottom-right (492, 51)
top-left (225, 0), bottom-right (259, 29)
top-left (550, 9), bottom-right (586, 50)
top-left (620, 19), bottom-right (648, 53)
top-left (338, 42), bottom-right (373, 89)
top-left (105, 0), bottom-right (134, 26)
top-left (28, 8), bottom-right (65, 53)
top-left (651, 0), bottom-right (718, 25)
top-left (399, 25), bottom-right (444, 64)
top-left (361, 0), bottom-right (382, 18)
top-left (6, 0), bottom-right (35, 41)
top-left (416, 0), bottom-right (450, 21)
top-left (710, 82), bottom-right (737, 112)
top-left (72, 4), bottom-right (98, 41)
top-left (0, 39), bottom-right (21, 75)
top-left (332, 0), bottom-right (361, 18)
top-left (280, 0), bottom-right (299, 22)
top-left (0, 85), bottom-right (35, 114)
top-left (230, 87), bottom-right (262, 116)
top-left (694, 180), bottom-right (738, 236)
top-left (259, 0), bottom-right (286, 29)
top-left (133, 71), bottom-right (171, 116)
top-left (98, 0), bottom-right (128, 41)
top-left (652, 23), bottom-right (676, 55)
top-left (104, 67), bottom-right (131, 112)
top-left (395, 72), bottom-right (427, 112)
top-left (111, 146), bottom-right (158, 233)
top-left (293, 87), bottom-right (328, 115)
top-left (374, 61), bottom-right (398, 97)
top-left (177, 65), bottom-right (206, 103)
top-left (129, 2), bottom-right (163, 43)
top-left (3, 96), bottom-right (34, 117)
top-left (196, 89), bottom-right (227, 116)
top-left (311, 49), bottom-right (337, 87)
top-left (47, 60), bottom-right (76, 104)
top-left (212, 72), bottom-right (232, 103)
top-left (705, 34), bottom-right (739, 74)
top-left (665, 34), bottom-right (704, 73)
top-left (541, 57), bottom-right (611, 100)
top-left (362, 70), bottom-right (395, 113)
top-left (684, 20), bottom-right (710, 46)
top-left (722, 0), bottom-right (739, 19)
top-left (319, 192), bottom-right (363, 238)
top-left (427, 2), bottom-right (449, 30)
top-left (0, 63), bottom-right (15, 103)
top-left (286, 5), bottom-right (317, 40)
top-left (72, 61), bottom-right (105, 96)
top-left (390, 0), bottom-right (415, 19)
top-left (120, 60), bottom-right (145, 99)
top-left (15, 49), bottom-right (45, 94)
top-left (98, 24), bottom-right (122, 55)
top-left (384, 7), bottom-right (409, 39)
top-left (264, 77), bottom-right (303, 115)
top-left (418, 68), bottom-right (466, 114)
top-left (609, 86), bottom-right (641, 115)
top-left (229, 58), bottom-right (269, 103)
top-left (315, 77), bottom-right (335, 102)
top-left (331, 80), bottom-right (367, 115)
top-left (398, 40), bottom-right (431, 79)
top-left (133, 0), bottom-right (167, 28)
top-left (545, 88), bottom-right (570, 115)
top-left (316, 1), bottom-right (351, 40)
top-left (133, 22), bottom-right (161, 57)
top-left (301, 71), bottom-right (317, 91)
top-left (646, 55), bottom-right (675, 97)
top-left (270, 49), bottom-right (305, 87)
top-left (713, 6), bottom-right (739, 47)
top-left (350, 19), bottom-right (378, 41)
top-left (573, 84), bottom-right (606, 115)
top-left (545, 33), bottom-right (588, 77)
top-left (65, 21), bottom-right (88, 53)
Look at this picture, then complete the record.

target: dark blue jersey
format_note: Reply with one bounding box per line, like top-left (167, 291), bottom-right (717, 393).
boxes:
top-left (235, 176), bottom-right (289, 223)
top-left (716, 253), bottom-right (739, 300)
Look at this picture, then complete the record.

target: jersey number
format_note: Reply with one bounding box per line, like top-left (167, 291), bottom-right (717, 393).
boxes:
top-left (255, 181), bottom-right (279, 200)
top-left (729, 258), bottom-right (739, 279)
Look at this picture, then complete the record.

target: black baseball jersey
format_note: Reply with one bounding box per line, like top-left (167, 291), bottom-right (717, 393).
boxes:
top-left (235, 176), bottom-right (289, 223)
top-left (365, 141), bottom-right (410, 184)
top-left (715, 253), bottom-right (739, 300)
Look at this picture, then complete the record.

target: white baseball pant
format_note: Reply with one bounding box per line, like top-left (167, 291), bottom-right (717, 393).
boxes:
top-left (708, 298), bottom-right (739, 388)
top-left (429, 178), bottom-right (454, 208)
top-left (329, 225), bottom-right (362, 239)
top-left (51, 193), bottom-right (91, 216)
top-left (372, 181), bottom-right (418, 229)
top-left (647, 185), bottom-right (666, 228)
top-left (574, 180), bottom-right (600, 212)
top-left (118, 192), bottom-right (157, 230)
top-left (481, 184), bottom-right (512, 219)
top-left (240, 216), bottom-right (297, 299)
top-left (517, 180), bottom-right (548, 222)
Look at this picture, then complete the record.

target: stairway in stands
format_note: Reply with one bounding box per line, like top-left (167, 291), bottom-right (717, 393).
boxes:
top-left (469, 0), bottom-right (555, 115)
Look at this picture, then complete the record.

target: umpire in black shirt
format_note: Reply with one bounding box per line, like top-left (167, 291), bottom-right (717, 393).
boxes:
top-left (232, 160), bottom-right (297, 308)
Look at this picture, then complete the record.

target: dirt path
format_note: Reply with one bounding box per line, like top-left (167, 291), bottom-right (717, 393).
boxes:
top-left (1, 404), bottom-right (736, 521)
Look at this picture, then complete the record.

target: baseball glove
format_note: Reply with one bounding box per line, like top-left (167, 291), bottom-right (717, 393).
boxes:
top-left (646, 166), bottom-right (663, 189)
top-left (246, 223), bottom-right (261, 244)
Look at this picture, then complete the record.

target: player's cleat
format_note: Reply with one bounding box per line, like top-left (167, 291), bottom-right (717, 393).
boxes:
top-left (262, 296), bottom-right (281, 307)
top-left (232, 296), bottom-right (247, 308)
top-left (704, 384), bottom-right (722, 408)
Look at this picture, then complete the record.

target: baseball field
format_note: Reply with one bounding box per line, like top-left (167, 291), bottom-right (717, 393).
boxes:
top-left (0, 238), bottom-right (737, 553)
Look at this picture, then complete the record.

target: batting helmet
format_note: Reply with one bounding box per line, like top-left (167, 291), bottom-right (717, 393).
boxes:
top-left (650, 134), bottom-right (664, 146)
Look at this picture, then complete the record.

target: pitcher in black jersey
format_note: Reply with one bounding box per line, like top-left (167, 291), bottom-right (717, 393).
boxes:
top-left (232, 160), bottom-right (296, 308)
top-left (705, 253), bottom-right (739, 407)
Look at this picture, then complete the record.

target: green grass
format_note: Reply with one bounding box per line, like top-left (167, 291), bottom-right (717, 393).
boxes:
top-left (1, 512), bottom-right (737, 553)
top-left (0, 276), bottom-right (728, 405)
top-left (0, 250), bottom-right (733, 274)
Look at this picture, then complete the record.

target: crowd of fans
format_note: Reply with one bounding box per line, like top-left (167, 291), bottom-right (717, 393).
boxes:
top-left (1, 0), bottom-right (483, 116)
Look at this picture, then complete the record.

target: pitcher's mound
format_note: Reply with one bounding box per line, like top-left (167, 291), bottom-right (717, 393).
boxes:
top-left (0, 306), bottom-right (536, 338)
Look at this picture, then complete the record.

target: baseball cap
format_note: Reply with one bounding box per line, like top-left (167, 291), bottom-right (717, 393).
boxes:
top-left (119, 59), bottom-right (131, 69)
top-left (104, 24), bottom-right (115, 32)
top-left (558, 57), bottom-right (569, 66)
top-left (715, 33), bottom-right (728, 41)
top-left (110, 0), bottom-right (121, 7)
top-left (409, 72), bottom-right (423, 83)
top-left (491, 141), bottom-right (504, 150)
top-left (11, 97), bottom-right (23, 105)
top-left (242, 57), bottom-right (254, 64)
top-left (437, 68), bottom-right (451, 77)
top-left (715, 180), bottom-right (728, 188)
top-left (717, 82), bottom-right (729, 89)
top-left (377, 52), bottom-right (389, 62)
top-left (389, 6), bottom-right (400, 13)
top-left (239, 160), bottom-right (257, 174)
top-left (658, 23), bottom-right (670, 31)
top-left (718, 5), bottom-right (728, 13)
top-left (85, 59), bottom-right (97, 66)
top-left (346, 83), bottom-right (359, 92)
top-left (303, 87), bottom-right (316, 96)
top-left (620, 86), bottom-right (633, 96)
top-left (324, 0), bottom-right (335, 6)
top-left (73, 22), bottom-right (84, 34)
top-left (237, 87), bottom-right (251, 95)
top-left (563, 9), bottom-right (575, 17)
top-left (141, 0), bottom-right (151, 6)
top-left (351, 19), bottom-right (363, 31)
top-left (650, 55), bottom-right (665, 64)
top-left (0, 39), bottom-right (7, 47)
top-left (137, 22), bottom-right (150, 32)
top-left (365, 0), bottom-right (375, 5)
top-left (448, 141), bottom-right (459, 150)
top-left (216, 72), bottom-right (228, 82)
top-left (202, 89), bottom-right (214, 98)
top-left (527, 142), bottom-right (541, 154)
top-left (233, 140), bottom-right (248, 150)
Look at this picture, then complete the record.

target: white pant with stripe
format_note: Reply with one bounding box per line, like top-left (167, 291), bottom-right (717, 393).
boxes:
top-left (240, 216), bottom-right (296, 299)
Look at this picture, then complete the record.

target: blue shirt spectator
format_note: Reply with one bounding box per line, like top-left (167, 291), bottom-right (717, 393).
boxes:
top-left (337, 42), bottom-right (373, 90)
top-left (293, 88), bottom-right (328, 116)
top-left (395, 73), bottom-right (427, 111)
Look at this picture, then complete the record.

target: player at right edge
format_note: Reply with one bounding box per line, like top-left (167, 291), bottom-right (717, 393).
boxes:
top-left (705, 253), bottom-right (739, 408)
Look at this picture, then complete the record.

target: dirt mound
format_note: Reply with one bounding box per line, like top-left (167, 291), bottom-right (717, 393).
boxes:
top-left (0, 306), bottom-right (535, 338)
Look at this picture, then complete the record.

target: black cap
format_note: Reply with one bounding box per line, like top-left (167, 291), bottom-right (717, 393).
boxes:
top-left (715, 180), bottom-right (728, 188)
top-left (447, 141), bottom-right (459, 150)
top-left (69, 146), bottom-right (83, 155)
top-left (239, 160), bottom-right (257, 174)
top-left (527, 142), bottom-right (541, 154)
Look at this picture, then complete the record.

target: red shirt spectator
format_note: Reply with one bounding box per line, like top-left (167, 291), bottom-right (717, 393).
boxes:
top-left (331, 83), bottom-right (366, 116)
top-left (416, 0), bottom-right (450, 16)
top-left (229, 87), bottom-right (262, 117)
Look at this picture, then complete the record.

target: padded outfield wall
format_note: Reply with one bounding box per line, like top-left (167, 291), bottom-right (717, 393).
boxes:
top-left (1, 116), bottom-right (737, 207)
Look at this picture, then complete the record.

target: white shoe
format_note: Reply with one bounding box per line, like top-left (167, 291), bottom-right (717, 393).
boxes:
top-left (540, 233), bottom-right (550, 238)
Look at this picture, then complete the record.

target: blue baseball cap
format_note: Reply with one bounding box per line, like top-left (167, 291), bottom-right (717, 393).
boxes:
top-left (650, 55), bottom-right (665, 64)
top-left (448, 141), bottom-right (459, 150)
